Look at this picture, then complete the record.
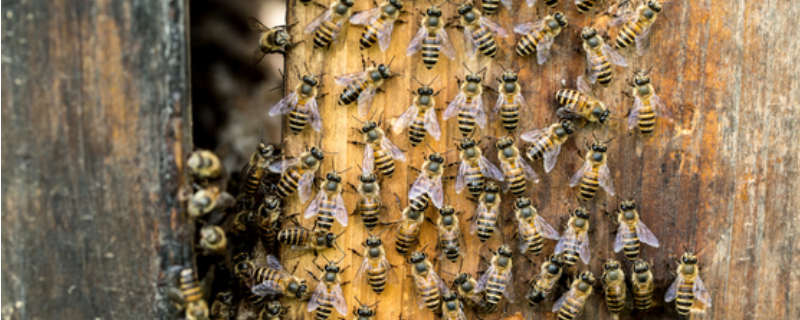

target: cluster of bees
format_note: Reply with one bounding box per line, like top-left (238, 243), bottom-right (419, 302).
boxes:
top-left (166, 0), bottom-right (713, 319)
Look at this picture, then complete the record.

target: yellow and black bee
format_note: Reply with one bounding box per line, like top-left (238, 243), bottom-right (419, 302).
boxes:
top-left (470, 182), bottom-right (501, 242)
top-left (409, 151), bottom-right (448, 210)
top-left (455, 137), bottom-right (503, 196)
top-left (239, 141), bottom-right (280, 207)
top-left (522, 120), bottom-right (576, 173)
top-left (407, 2), bottom-right (455, 69)
top-left (269, 66), bottom-right (324, 135)
top-left (307, 255), bottom-right (349, 320)
top-left (305, 0), bottom-right (356, 49)
top-left (581, 27), bottom-right (627, 86)
top-left (352, 298), bottom-right (380, 320)
top-left (553, 271), bottom-right (596, 320)
top-left (187, 186), bottom-right (235, 219)
top-left (336, 58), bottom-right (397, 117)
top-left (187, 150), bottom-right (225, 186)
top-left (555, 76), bottom-right (611, 124)
top-left (493, 66), bottom-right (528, 132)
top-left (257, 195), bottom-right (292, 250)
top-left (210, 291), bottom-right (233, 320)
top-left (527, 254), bottom-right (566, 306)
top-left (248, 18), bottom-right (298, 65)
top-left (441, 291), bottom-right (467, 320)
top-left (305, 170), bottom-right (349, 231)
top-left (277, 228), bottom-right (345, 254)
top-left (352, 117), bottom-right (407, 177)
top-left (436, 205), bottom-right (463, 262)
top-left (408, 249), bottom-right (450, 312)
top-left (454, 1), bottom-right (508, 58)
top-left (631, 259), bottom-right (655, 311)
top-left (666, 252), bottom-right (711, 316)
top-left (452, 272), bottom-right (496, 313)
top-left (391, 195), bottom-right (427, 254)
top-left (354, 232), bottom-right (398, 294)
top-left (574, 0), bottom-right (597, 13)
top-left (555, 208), bottom-right (591, 266)
top-left (612, 0), bottom-right (663, 55)
top-left (444, 65), bottom-right (488, 137)
top-left (393, 77), bottom-right (442, 146)
top-left (174, 268), bottom-right (209, 320)
top-left (612, 200), bottom-right (659, 260)
top-left (601, 259), bottom-right (627, 316)
top-left (514, 197), bottom-right (560, 255)
top-left (477, 244), bottom-right (515, 307)
top-left (350, 0), bottom-right (407, 51)
top-left (269, 146), bottom-right (325, 203)
top-left (233, 252), bottom-right (255, 282)
top-left (250, 255), bottom-right (310, 300)
top-left (352, 170), bottom-right (383, 230)
top-left (626, 70), bottom-right (672, 135)
top-left (496, 136), bottom-right (538, 196)
top-left (570, 139), bottom-right (615, 201)
top-left (198, 226), bottom-right (227, 256)
top-left (514, 12), bottom-right (569, 64)
top-left (260, 300), bottom-right (288, 320)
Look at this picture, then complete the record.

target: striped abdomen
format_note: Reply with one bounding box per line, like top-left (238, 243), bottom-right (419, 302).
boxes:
top-left (544, 0), bottom-right (558, 7)
top-left (557, 296), bottom-right (586, 320)
top-left (360, 17), bottom-right (387, 49)
top-left (516, 29), bottom-right (544, 56)
top-left (526, 135), bottom-right (556, 161)
top-left (409, 111), bottom-right (428, 146)
top-left (522, 226), bottom-right (544, 255)
top-left (179, 269), bottom-right (202, 303)
top-left (637, 101), bottom-right (656, 134)
top-left (276, 168), bottom-right (303, 198)
top-left (505, 164), bottom-right (527, 196)
top-left (575, 0), bottom-right (596, 13)
top-left (358, 198), bottom-right (381, 230)
top-left (562, 238), bottom-right (581, 266)
top-left (316, 199), bottom-right (338, 231)
top-left (457, 103), bottom-right (478, 137)
top-left (277, 228), bottom-right (310, 246)
top-left (578, 167), bottom-right (600, 200)
top-left (409, 181), bottom-right (432, 211)
top-left (247, 292), bottom-right (267, 308)
top-left (605, 286), bottom-right (626, 314)
top-left (243, 168), bottom-right (265, 199)
top-left (485, 272), bottom-right (510, 305)
top-left (622, 225), bottom-right (641, 260)
top-left (314, 19), bottom-right (341, 48)
top-left (259, 226), bottom-right (279, 250)
top-left (530, 276), bottom-right (557, 305)
top-left (288, 102), bottom-right (311, 135)
top-left (313, 291), bottom-right (337, 320)
top-left (616, 18), bottom-right (645, 49)
top-left (373, 147), bottom-right (396, 177)
top-left (588, 51), bottom-right (613, 86)
top-left (471, 26), bottom-right (498, 57)
top-left (633, 281), bottom-right (654, 310)
top-left (338, 78), bottom-right (367, 105)
top-left (421, 35), bottom-right (442, 69)
top-left (477, 209), bottom-right (498, 242)
top-left (415, 277), bottom-right (442, 311)
top-left (555, 89), bottom-right (589, 108)
top-left (482, 0), bottom-right (500, 15)
top-left (367, 263), bottom-right (389, 294)
top-left (440, 229), bottom-right (461, 262)
top-left (395, 225), bottom-right (421, 254)
top-left (499, 97), bottom-right (520, 131)
top-left (676, 279), bottom-right (695, 316)
top-left (464, 164), bottom-right (485, 196)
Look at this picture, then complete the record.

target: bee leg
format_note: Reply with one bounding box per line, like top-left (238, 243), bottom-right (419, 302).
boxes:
top-left (341, 281), bottom-right (351, 287)
top-left (350, 248), bottom-right (363, 257)
top-left (306, 270), bottom-right (320, 282)
top-left (348, 140), bottom-right (367, 146)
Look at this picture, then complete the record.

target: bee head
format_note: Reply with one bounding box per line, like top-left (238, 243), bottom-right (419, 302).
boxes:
top-left (457, 2), bottom-right (474, 15)
top-left (302, 74), bottom-right (319, 87)
top-left (265, 301), bottom-right (283, 315)
top-left (484, 182), bottom-right (500, 193)
top-left (325, 232), bottom-right (338, 246)
top-left (620, 200), bottom-right (636, 211)
top-left (501, 70), bottom-right (518, 83)
top-left (581, 27), bottom-right (597, 40)
top-left (200, 226), bottom-right (221, 242)
top-left (591, 142), bottom-right (608, 153)
top-left (603, 259), bottom-right (621, 271)
top-left (325, 171), bottom-right (341, 183)
top-left (262, 195), bottom-right (280, 210)
top-left (258, 142), bottom-right (277, 158)
top-left (324, 261), bottom-right (340, 273)
top-left (553, 12), bottom-right (568, 27)
top-left (550, 254), bottom-right (566, 268)
top-left (459, 138), bottom-right (477, 150)
top-left (574, 207), bottom-right (590, 220)
top-left (498, 244), bottom-right (514, 257)
top-left (192, 195), bottom-right (212, 209)
top-left (681, 252), bottom-right (698, 265)
top-left (515, 197), bottom-right (532, 209)
top-left (580, 271), bottom-right (596, 285)
top-left (361, 120), bottom-right (378, 133)
top-left (440, 205), bottom-right (456, 216)
top-left (274, 29), bottom-right (291, 47)
top-left (426, 5), bottom-right (443, 17)
top-left (559, 119), bottom-right (576, 136)
top-left (342, 0), bottom-right (355, 7)
top-left (647, 0), bottom-right (662, 13)
top-left (377, 64), bottom-right (392, 79)
top-left (359, 172), bottom-right (378, 183)
top-left (407, 251), bottom-right (428, 264)
top-left (453, 272), bottom-right (468, 285)
top-left (428, 152), bottom-right (446, 164)
top-left (310, 147), bottom-right (325, 161)
top-left (389, 0), bottom-right (404, 10)
top-left (296, 283), bottom-right (309, 299)
top-left (356, 304), bottom-right (375, 317)
top-left (418, 85), bottom-right (435, 96)
top-left (633, 259), bottom-right (651, 273)
top-left (634, 73), bottom-right (651, 86)
top-left (466, 72), bottom-right (482, 83)
top-left (365, 235), bottom-right (382, 247)
top-left (442, 291), bottom-right (459, 302)
top-left (496, 136), bottom-right (514, 150)
top-left (216, 291), bottom-right (233, 304)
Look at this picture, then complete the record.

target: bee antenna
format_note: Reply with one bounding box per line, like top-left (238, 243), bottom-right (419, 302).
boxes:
top-left (425, 142), bottom-right (437, 154)
top-left (429, 75), bottom-right (439, 86)
top-left (376, 226), bottom-right (390, 237)
top-left (356, 164), bottom-right (364, 173)
top-left (369, 108), bottom-right (379, 121)
top-left (420, 244), bottom-right (430, 253)
top-left (336, 252), bottom-right (347, 264)
top-left (462, 62), bottom-right (474, 73)
top-left (411, 76), bottom-right (424, 86)
top-left (321, 254), bottom-right (331, 263)
top-left (369, 300), bottom-right (381, 308)
top-left (387, 55), bottom-right (396, 68)
top-left (351, 115), bottom-right (365, 123)
top-left (339, 166), bottom-right (354, 173)
top-left (294, 65), bottom-right (302, 79)
top-left (497, 63), bottom-right (508, 71)
top-left (336, 229), bottom-right (347, 239)
top-left (354, 296), bottom-right (364, 306)
top-left (477, 67), bottom-right (488, 77)
top-left (260, 129), bottom-right (265, 143)
top-left (304, 62), bottom-right (312, 75)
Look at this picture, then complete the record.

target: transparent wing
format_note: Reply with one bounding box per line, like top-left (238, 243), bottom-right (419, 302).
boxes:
top-left (501, 0), bottom-right (513, 10)
top-left (636, 220), bottom-right (659, 247)
top-left (438, 28), bottom-right (457, 59)
top-left (335, 70), bottom-right (368, 87)
top-left (519, 155), bottom-right (539, 183)
top-left (464, 27), bottom-right (477, 58)
top-left (378, 21), bottom-right (395, 52)
top-left (305, 191), bottom-right (325, 218)
top-left (475, 264), bottom-right (495, 292)
top-left (381, 137), bottom-right (406, 162)
top-left (332, 284), bottom-right (348, 315)
top-left (504, 270), bottom-right (515, 301)
top-left (299, 173), bottom-right (315, 203)
top-left (364, 144), bottom-right (375, 173)
top-left (269, 158), bottom-right (299, 173)
top-left (694, 276), bottom-right (712, 305)
top-left (332, 21), bottom-right (349, 45)
top-left (349, 7), bottom-right (381, 25)
top-left (305, 9), bottom-right (333, 34)
top-left (513, 20), bottom-right (543, 34)
top-left (543, 145), bottom-right (562, 173)
top-left (381, 256), bottom-right (399, 284)
top-left (585, 50), bottom-right (600, 84)
top-left (614, 223), bottom-right (631, 253)
top-left (526, 0), bottom-right (537, 7)
top-left (269, 92), bottom-right (298, 116)
top-left (535, 215), bottom-right (560, 239)
top-left (266, 255), bottom-right (285, 271)
top-left (479, 156), bottom-right (504, 181)
top-left (431, 270), bottom-right (451, 295)
top-left (470, 202), bottom-right (490, 235)
top-left (251, 280), bottom-right (285, 296)
top-left (634, 25), bottom-right (652, 56)
top-left (518, 220), bottom-right (535, 252)
top-left (424, 108), bottom-right (441, 141)
top-left (599, 162), bottom-right (615, 195)
top-left (308, 97), bottom-right (323, 132)
top-left (409, 174), bottom-right (429, 200)
top-left (474, 99), bottom-right (487, 128)
top-left (406, 25), bottom-right (428, 56)
top-left (520, 127), bottom-right (547, 142)
top-left (480, 17), bottom-right (508, 38)
top-left (629, 96), bottom-right (644, 130)
top-left (430, 177), bottom-right (444, 208)
top-left (577, 75), bottom-right (592, 95)
top-left (569, 160), bottom-right (592, 187)
top-left (553, 288), bottom-right (576, 312)
top-left (353, 256), bottom-right (370, 288)
top-left (555, 226), bottom-right (575, 254)
top-left (307, 281), bottom-right (326, 311)
top-left (652, 93), bottom-right (672, 121)
top-left (493, 94), bottom-right (505, 114)
top-left (602, 43), bottom-right (628, 67)
top-left (412, 275), bottom-right (427, 309)
top-left (444, 92), bottom-right (466, 119)
top-left (578, 231), bottom-right (591, 264)
top-left (334, 193), bottom-right (349, 226)
top-left (610, 10), bottom-right (636, 26)
top-left (516, 92), bottom-right (529, 110)
top-left (664, 273), bottom-right (685, 302)
top-left (455, 161), bottom-right (469, 194)
top-left (358, 87), bottom-right (376, 118)
top-left (536, 34), bottom-right (555, 65)
top-left (247, 17), bottom-right (270, 31)
top-left (393, 104), bottom-right (417, 134)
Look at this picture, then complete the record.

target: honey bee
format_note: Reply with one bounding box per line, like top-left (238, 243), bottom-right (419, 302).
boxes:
top-left (454, 1), bottom-right (508, 58)
top-left (481, 0), bottom-right (501, 15)
top-left (514, 197), bottom-right (560, 255)
top-left (569, 139), bottom-right (615, 201)
top-left (352, 298), bottom-right (380, 320)
top-left (354, 232), bottom-right (398, 294)
top-left (522, 120), bottom-right (576, 173)
top-left (239, 141), bottom-right (280, 207)
top-left (526, 254), bottom-right (566, 306)
top-left (352, 117), bottom-right (407, 177)
top-left (437, 205), bottom-right (464, 262)
top-left (555, 76), bottom-right (611, 124)
top-left (631, 259), bottom-right (655, 311)
top-left (390, 194), bottom-right (427, 254)
top-left (305, 0), bottom-right (356, 49)
top-left (198, 225), bottom-right (227, 256)
top-left (305, 169), bottom-right (349, 231)
top-left (455, 137), bottom-right (503, 196)
top-left (477, 244), bottom-right (516, 307)
top-left (452, 272), bottom-right (497, 313)
top-left (612, 200), bottom-right (659, 260)
top-left (407, 1), bottom-right (456, 69)
top-left (259, 300), bottom-right (288, 320)
top-left (666, 252), bottom-right (711, 316)
top-left (470, 182), bottom-right (501, 242)
top-left (601, 259), bottom-right (627, 317)
top-left (277, 228), bottom-right (345, 254)
top-left (209, 291), bottom-right (233, 320)
top-left (174, 268), bottom-right (209, 320)
top-left (574, 0), bottom-right (597, 13)
top-left (612, 0), bottom-right (663, 55)
top-left (392, 77), bottom-right (442, 146)
top-left (555, 208), bottom-right (591, 266)
top-left (514, 12), bottom-right (569, 64)
top-left (251, 255), bottom-right (310, 300)
top-left (441, 291), bottom-right (467, 320)
top-left (269, 66), bottom-right (324, 135)
top-left (350, 0), bottom-right (407, 51)
top-left (336, 57), bottom-right (397, 117)
top-left (408, 249), bottom-right (451, 312)
top-left (233, 252), bottom-right (255, 282)
top-left (248, 18), bottom-right (297, 65)
top-left (257, 195), bottom-right (290, 250)
top-left (352, 170), bottom-right (383, 230)
top-left (268, 146), bottom-right (325, 203)
top-left (496, 136), bottom-right (539, 196)
top-left (307, 255), bottom-right (349, 319)
top-left (553, 271), bottom-right (596, 320)
top-left (443, 65), bottom-right (488, 137)
top-left (581, 27), bottom-right (627, 86)
top-left (409, 151), bottom-right (447, 210)
top-left (187, 150), bottom-right (224, 185)
top-left (493, 66), bottom-right (528, 132)
top-left (187, 186), bottom-right (235, 219)
top-left (626, 70), bottom-right (671, 135)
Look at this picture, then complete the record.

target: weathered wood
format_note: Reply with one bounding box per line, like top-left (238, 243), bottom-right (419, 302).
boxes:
top-left (1, 0), bottom-right (192, 319)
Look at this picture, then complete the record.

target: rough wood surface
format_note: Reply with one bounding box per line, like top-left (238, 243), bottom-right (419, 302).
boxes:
top-left (1, 0), bottom-right (193, 319)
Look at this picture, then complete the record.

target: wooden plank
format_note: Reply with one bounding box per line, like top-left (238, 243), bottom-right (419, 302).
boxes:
top-left (0, 0), bottom-right (192, 319)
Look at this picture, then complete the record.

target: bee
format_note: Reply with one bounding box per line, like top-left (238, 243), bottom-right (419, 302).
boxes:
top-left (441, 291), bottom-right (467, 320)
top-left (496, 136), bottom-right (539, 196)
top-left (454, 1), bottom-right (508, 58)
top-left (455, 137), bottom-right (503, 196)
top-left (354, 232), bottom-right (398, 294)
top-left (555, 208), bottom-right (592, 266)
top-left (570, 139), bottom-right (615, 201)
top-left (407, 2), bottom-right (456, 69)
top-left (248, 18), bottom-right (297, 65)
top-left (352, 298), bottom-right (380, 320)
top-left (493, 66), bottom-right (528, 132)
top-left (407, 249), bottom-right (450, 312)
top-left (268, 146), bottom-right (325, 203)
top-left (251, 255), bottom-right (310, 300)
top-left (305, 0), bottom-right (356, 49)
top-left (626, 70), bottom-right (671, 135)
top-left (452, 272), bottom-right (497, 313)
top-left (259, 300), bottom-right (288, 320)
top-left (391, 195), bottom-right (428, 254)
top-left (409, 151), bottom-right (447, 210)
top-left (187, 150), bottom-right (224, 185)
top-left (307, 255), bottom-right (349, 320)
top-left (187, 186), bottom-right (235, 219)
top-left (470, 182), bottom-right (501, 242)
top-left (574, 0), bottom-right (597, 13)
top-left (256, 195), bottom-right (286, 250)
top-left (231, 208), bottom-right (259, 238)
top-left (269, 66), bottom-right (324, 135)
top-left (601, 259), bottom-right (627, 316)
top-left (581, 27), bottom-right (627, 86)
top-left (350, 0), bottom-right (407, 51)
top-left (612, 0), bottom-right (663, 55)
top-left (305, 169), bottom-right (349, 231)
top-left (544, 0), bottom-right (559, 7)
top-left (481, 0), bottom-right (501, 15)
top-left (352, 117), bottom-right (406, 177)
top-left (514, 12), bottom-right (569, 65)
top-left (239, 141), bottom-right (280, 207)
top-left (555, 76), bottom-right (611, 124)
top-left (278, 228), bottom-right (344, 255)
top-left (514, 197), bottom-right (560, 255)
top-left (522, 120), bottom-right (576, 173)
top-left (176, 268), bottom-right (209, 320)
top-left (437, 205), bottom-right (464, 262)
top-left (233, 252), bottom-right (255, 282)
top-left (477, 244), bottom-right (516, 307)
top-left (666, 252), bottom-right (711, 316)
top-left (444, 65), bottom-right (488, 137)
top-left (631, 259), bottom-right (655, 311)
top-left (352, 170), bottom-right (383, 230)
top-left (392, 77), bottom-right (442, 146)
top-left (612, 200), bottom-right (659, 260)
top-left (553, 271), bottom-right (596, 320)
top-left (336, 57), bottom-right (396, 117)
top-left (526, 254), bottom-right (566, 306)
top-left (198, 225), bottom-right (227, 256)
top-left (209, 291), bottom-right (233, 320)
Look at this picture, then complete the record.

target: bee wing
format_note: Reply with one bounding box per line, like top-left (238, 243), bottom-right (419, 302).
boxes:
top-left (474, 99), bottom-right (487, 129)
top-left (269, 92), bottom-right (298, 116)
top-left (455, 161), bottom-right (469, 194)
top-left (516, 92), bottom-right (529, 110)
top-left (251, 47), bottom-right (268, 67)
top-left (431, 269), bottom-right (451, 295)
top-left (475, 264), bottom-right (496, 292)
top-left (578, 231), bottom-right (591, 264)
top-left (334, 193), bottom-right (349, 226)
top-left (493, 94), bottom-right (505, 114)
top-left (304, 190), bottom-right (325, 219)
top-left (393, 105), bottom-right (418, 134)
top-left (364, 144), bottom-right (375, 173)
top-left (518, 220), bottom-right (535, 252)
top-left (332, 21), bottom-right (350, 45)
top-left (536, 34), bottom-right (555, 65)
top-left (636, 220), bottom-right (659, 247)
top-left (381, 137), bottom-right (406, 162)
top-left (463, 28), bottom-right (478, 58)
top-left (543, 144), bottom-right (562, 173)
top-left (553, 287), bottom-right (576, 312)
top-left (602, 43), bottom-right (628, 67)
top-left (664, 272), bottom-right (685, 302)
top-left (501, 0), bottom-right (513, 10)
top-left (577, 75), bottom-right (593, 95)
top-left (411, 274), bottom-right (429, 309)
top-left (534, 214), bottom-right (561, 240)
top-left (526, 0), bottom-right (537, 7)
top-left (358, 87), bottom-right (376, 118)
top-left (252, 280), bottom-right (285, 296)
top-left (628, 96), bottom-right (644, 130)
top-left (406, 25), bottom-right (429, 56)
top-left (299, 172), bottom-right (315, 203)
top-left (554, 226), bottom-right (575, 254)
top-left (409, 174), bottom-right (430, 200)
top-left (335, 70), bottom-right (368, 87)
top-left (470, 202), bottom-right (489, 235)
top-left (585, 50), bottom-right (600, 84)
top-left (520, 127), bottom-right (547, 142)
top-left (378, 21), bottom-right (395, 52)
top-left (479, 156), bottom-right (504, 181)
top-left (308, 97), bottom-right (323, 132)
top-left (305, 9), bottom-right (333, 34)
top-left (424, 107), bottom-right (442, 141)
top-left (598, 162), bottom-right (616, 195)
top-left (610, 10), bottom-right (636, 26)
top-left (266, 255), bottom-right (285, 271)
top-left (569, 159), bottom-right (592, 187)
top-left (518, 155), bottom-right (540, 183)
top-left (480, 17), bottom-right (508, 38)
top-left (652, 93), bottom-right (672, 121)
top-left (613, 222), bottom-right (631, 253)
top-left (306, 281), bottom-right (326, 311)
top-left (438, 28), bottom-right (457, 59)
top-left (634, 25), bottom-right (653, 56)
top-left (269, 158), bottom-right (299, 173)
top-left (353, 256), bottom-right (371, 288)
top-left (444, 91), bottom-right (466, 120)
top-left (247, 17), bottom-right (270, 31)
top-left (693, 275), bottom-right (712, 305)
top-left (381, 255), bottom-right (399, 284)
top-left (504, 270), bottom-right (516, 301)
top-left (513, 20), bottom-right (543, 34)
top-left (349, 7), bottom-right (381, 25)
top-left (430, 176), bottom-right (444, 208)
top-left (331, 284), bottom-right (348, 315)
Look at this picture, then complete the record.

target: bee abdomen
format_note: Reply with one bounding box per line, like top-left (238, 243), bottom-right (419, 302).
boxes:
top-left (638, 105), bottom-right (657, 135)
top-left (606, 288), bottom-right (626, 313)
top-left (338, 79), bottom-right (366, 105)
top-left (633, 283), bottom-right (653, 310)
top-left (396, 228), bottom-right (420, 253)
top-left (458, 108), bottom-right (477, 137)
top-left (409, 190), bottom-right (430, 211)
top-left (419, 284), bottom-right (442, 311)
top-left (516, 30), bottom-right (542, 56)
top-left (555, 89), bottom-right (585, 106)
top-left (563, 241), bottom-right (581, 266)
top-left (248, 292), bottom-right (267, 308)
top-left (368, 268), bottom-right (388, 294)
top-left (359, 200), bottom-right (381, 230)
top-left (179, 269), bottom-right (202, 303)
top-left (482, 0), bottom-right (500, 14)
top-left (276, 169), bottom-right (302, 198)
top-left (485, 275), bottom-right (507, 305)
top-left (575, 0), bottom-right (596, 13)
top-left (615, 21), bottom-right (641, 49)
top-left (623, 230), bottom-right (641, 260)
top-left (314, 20), bottom-right (338, 48)
top-left (507, 170), bottom-right (527, 196)
top-left (465, 168), bottom-right (485, 196)
top-left (526, 138), bottom-right (553, 162)
top-left (558, 299), bottom-right (583, 320)
top-left (316, 201), bottom-right (337, 231)
top-left (590, 55), bottom-right (613, 86)
top-left (544, 0), bottom-right (558, 7)
top-left (422, 37), bottom-right (441, 69)
top-left (288, 109), bottom-right (310, 135)
top-left (277, 228), bottom-right (307, 246)
top-left (374, 150), bottom-right (396, 177)
top-left (409, 118), bottom-right (427, 146)
top-left (676, 282), bottom-right (695, 316)
top-left (472, 27), bottom-right (498, 57)
top-left (578, 171), bottom-right (600, 200)
top-left (360, 20), bottom-right (383, 49)
top-left (525, 232), bottom-right (544, 254)
top-left (500, 103), bottom-right (520, 131)
top-left (477, 216), bottom-right (497, 242)
top-left (244, 169), bottom-right (263, 198)
top-left (314, 298), bottom-right (335, 320)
